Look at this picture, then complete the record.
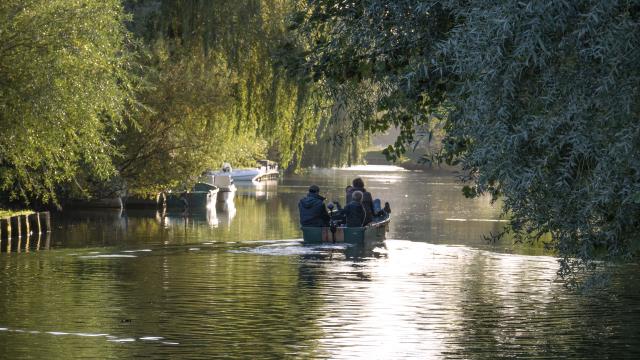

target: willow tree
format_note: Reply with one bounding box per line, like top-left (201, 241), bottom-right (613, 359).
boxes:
top-left (0, 0), bottom-right (133, 204)
top-left (118, 0), bottom-right (322, 196)
top-left (285, 0), bottom-right (454, 161)
top-left (290, 0), bottom-right (640, 282)
top-left (439, 0), bottom-right (640, 281)
top-left (297, 81), bottom-right (377, 168)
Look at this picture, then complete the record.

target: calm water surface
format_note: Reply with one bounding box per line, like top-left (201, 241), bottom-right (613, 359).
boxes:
top-left (1, 166), bottom-right (639, 359)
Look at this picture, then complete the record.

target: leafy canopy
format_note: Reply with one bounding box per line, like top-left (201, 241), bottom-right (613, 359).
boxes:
top-left (0, 0), bottom-right (133, 204)
top-left (289, 0), bottom-right (640, 280)
top-left (117, 0), bottom-right (327, 197)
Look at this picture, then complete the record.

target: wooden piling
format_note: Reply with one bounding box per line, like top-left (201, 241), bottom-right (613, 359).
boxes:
top-left (15, 216), bottom-right (22, 252)
top-left (0, 218), bottom-right (5, 250)
top-left (24, 214), bottom-right (34, 252)
top-left (44, 230), bottom-right (51, 250)
top-left (23, 214), bottom-right (30, 236)
top-left (16, 217), bottom-right (22, 252)
top-left (43, 212), bottom-right (51, 233)
top-left (12, 215), bottom-right (22, 239)
top-left (36, 229), bottom-right (41, 251)
top-left (0, 212), bottom-right (52, 252)
top-left (35, 212), bottom-right (42, 234)
top-left (5, 219), bottom-right (11, 252)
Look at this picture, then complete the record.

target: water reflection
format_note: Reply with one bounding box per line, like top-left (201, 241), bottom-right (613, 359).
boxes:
top-left (160, 207), bottom-right (219, 229)
top-left (217, 200), bottom-right (236, 226)
top-left (0, 230), bottom-right (51, 253)
top-left (235, 179), bottom-right (279, 200)
top-left (0, 167), bottom-right (639, 359)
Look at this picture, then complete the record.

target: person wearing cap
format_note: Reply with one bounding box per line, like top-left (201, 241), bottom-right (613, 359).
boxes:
top-left (298, 185), bottom-right (330, 227)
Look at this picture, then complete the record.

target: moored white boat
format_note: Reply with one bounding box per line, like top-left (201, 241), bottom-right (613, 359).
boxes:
top-left (213, 175), bottom-right (236, 202)
top-left (227, 168), bottom-right (261, 182)
top-left (227, 160), bottom-right (279, 182)
top-left (201, 167), bottom-right (237, 202)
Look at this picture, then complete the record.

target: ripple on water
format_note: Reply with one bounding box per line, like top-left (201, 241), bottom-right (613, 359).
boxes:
top-left (228, 241), bottom-right (349, 256)
top-left (2, 176), bottom-right (639, 360)
top-left (78, 254), bottom-right (138, 259)
top-left (0, 327), bottom-right (178, 346)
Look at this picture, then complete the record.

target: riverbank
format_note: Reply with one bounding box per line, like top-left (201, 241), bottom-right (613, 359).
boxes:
top-left (364, 148), bottom-right (460, 174)
top-left (0, 210), bottom-right (51, 252)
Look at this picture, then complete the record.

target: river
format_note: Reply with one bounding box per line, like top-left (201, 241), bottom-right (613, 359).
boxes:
top-left (1, 166), bottom-right (639, 359)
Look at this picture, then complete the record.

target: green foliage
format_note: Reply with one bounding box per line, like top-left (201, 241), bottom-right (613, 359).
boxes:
top-left (439, 0), bottom-right (640, 279)
top-left (286, 0), bottom-right (454, 161)
top-left (0, 0), bottom-right (371, 203)
top-left (0, 0), bottom-right (133, 204)
top-left (117, 43), bottom-right (238, 196)
top-left (0, 209), bottom-right (33, 219)
top-left (118, 0), bottom-right (324, 195)
top-left (291, 0), bottom-right (640, 281)
top-left (299, 81), bottom-right (374, 168)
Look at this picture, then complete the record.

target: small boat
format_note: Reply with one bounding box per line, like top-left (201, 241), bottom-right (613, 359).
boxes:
top-left (200, 167), bottom-right (237, 202)
top-left (301, 214), bottom-right (391, 244)
top-left (164, 183), bottom-right (219, 209)
top-left (226, 160), bottom-right (279, 182)
top-left (213, 175), bottom-right (236, 202)
top-left (123, 193), bottom-right (165, 209)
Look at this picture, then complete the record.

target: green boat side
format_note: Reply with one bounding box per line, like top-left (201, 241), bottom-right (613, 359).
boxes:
top-left (164, 184), bottom-right (219, 209)
top-left (301, 215), bottom-right (391, 244)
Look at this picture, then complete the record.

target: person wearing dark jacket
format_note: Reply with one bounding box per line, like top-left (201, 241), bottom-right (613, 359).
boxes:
top-left (298, 185), bottom-right (330, 227)
top-left (346, 177), bottom-right (374, 225)
top-left (339, 190), bottom-right (367, 227)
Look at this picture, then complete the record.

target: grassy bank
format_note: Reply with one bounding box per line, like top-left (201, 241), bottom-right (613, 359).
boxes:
top-left (0, 209), bottom-right (34, 219)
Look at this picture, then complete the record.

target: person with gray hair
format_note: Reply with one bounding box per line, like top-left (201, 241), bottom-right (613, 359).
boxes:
top-left (346, 177), bottom-right (374, 224)
top-left (338, 190), bottom-right (367, 227)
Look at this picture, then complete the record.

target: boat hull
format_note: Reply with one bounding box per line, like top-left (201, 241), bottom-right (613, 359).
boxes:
top-left (229, 169), bottom-right (279, 182)
top-left (164, 190), bottom-right (218, 209)
top-left (229, 170), bottom-right (260, 182)
top-left (301, 216), bottom-right (390, 243)
top-left (217, 187), bottom-right (236, 202)
top-left (124, 194), bottom-right (165, 209)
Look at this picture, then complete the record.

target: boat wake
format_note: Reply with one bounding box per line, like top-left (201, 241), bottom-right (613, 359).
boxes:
top-left (228, 240), bottom-right (349, 256)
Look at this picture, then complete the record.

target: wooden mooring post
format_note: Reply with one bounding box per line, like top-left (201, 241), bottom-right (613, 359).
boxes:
top-left (0, 211), bottom-right (52, 252)
top-left (23, 214), bottom-right (30, 251)
top-left (0, 217), bottom-right (10, 252)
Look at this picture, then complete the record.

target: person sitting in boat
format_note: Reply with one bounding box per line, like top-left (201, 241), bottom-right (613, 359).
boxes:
top-left (345, 185), bottom-right (353, 199)
top-left (338, 190), bottom-right (367, 227)
top-left (298, 185), bottom-right (330, 227)
top-left (346, 177), bottom-right (374, 225)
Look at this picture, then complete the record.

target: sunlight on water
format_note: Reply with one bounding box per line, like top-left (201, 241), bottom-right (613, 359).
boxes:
top-left (334, 164), bottom-right (410, 172)
top-left (78, 254), bottom-right (138, 259)
top-left (445, 218), bottom-right (510, 222)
